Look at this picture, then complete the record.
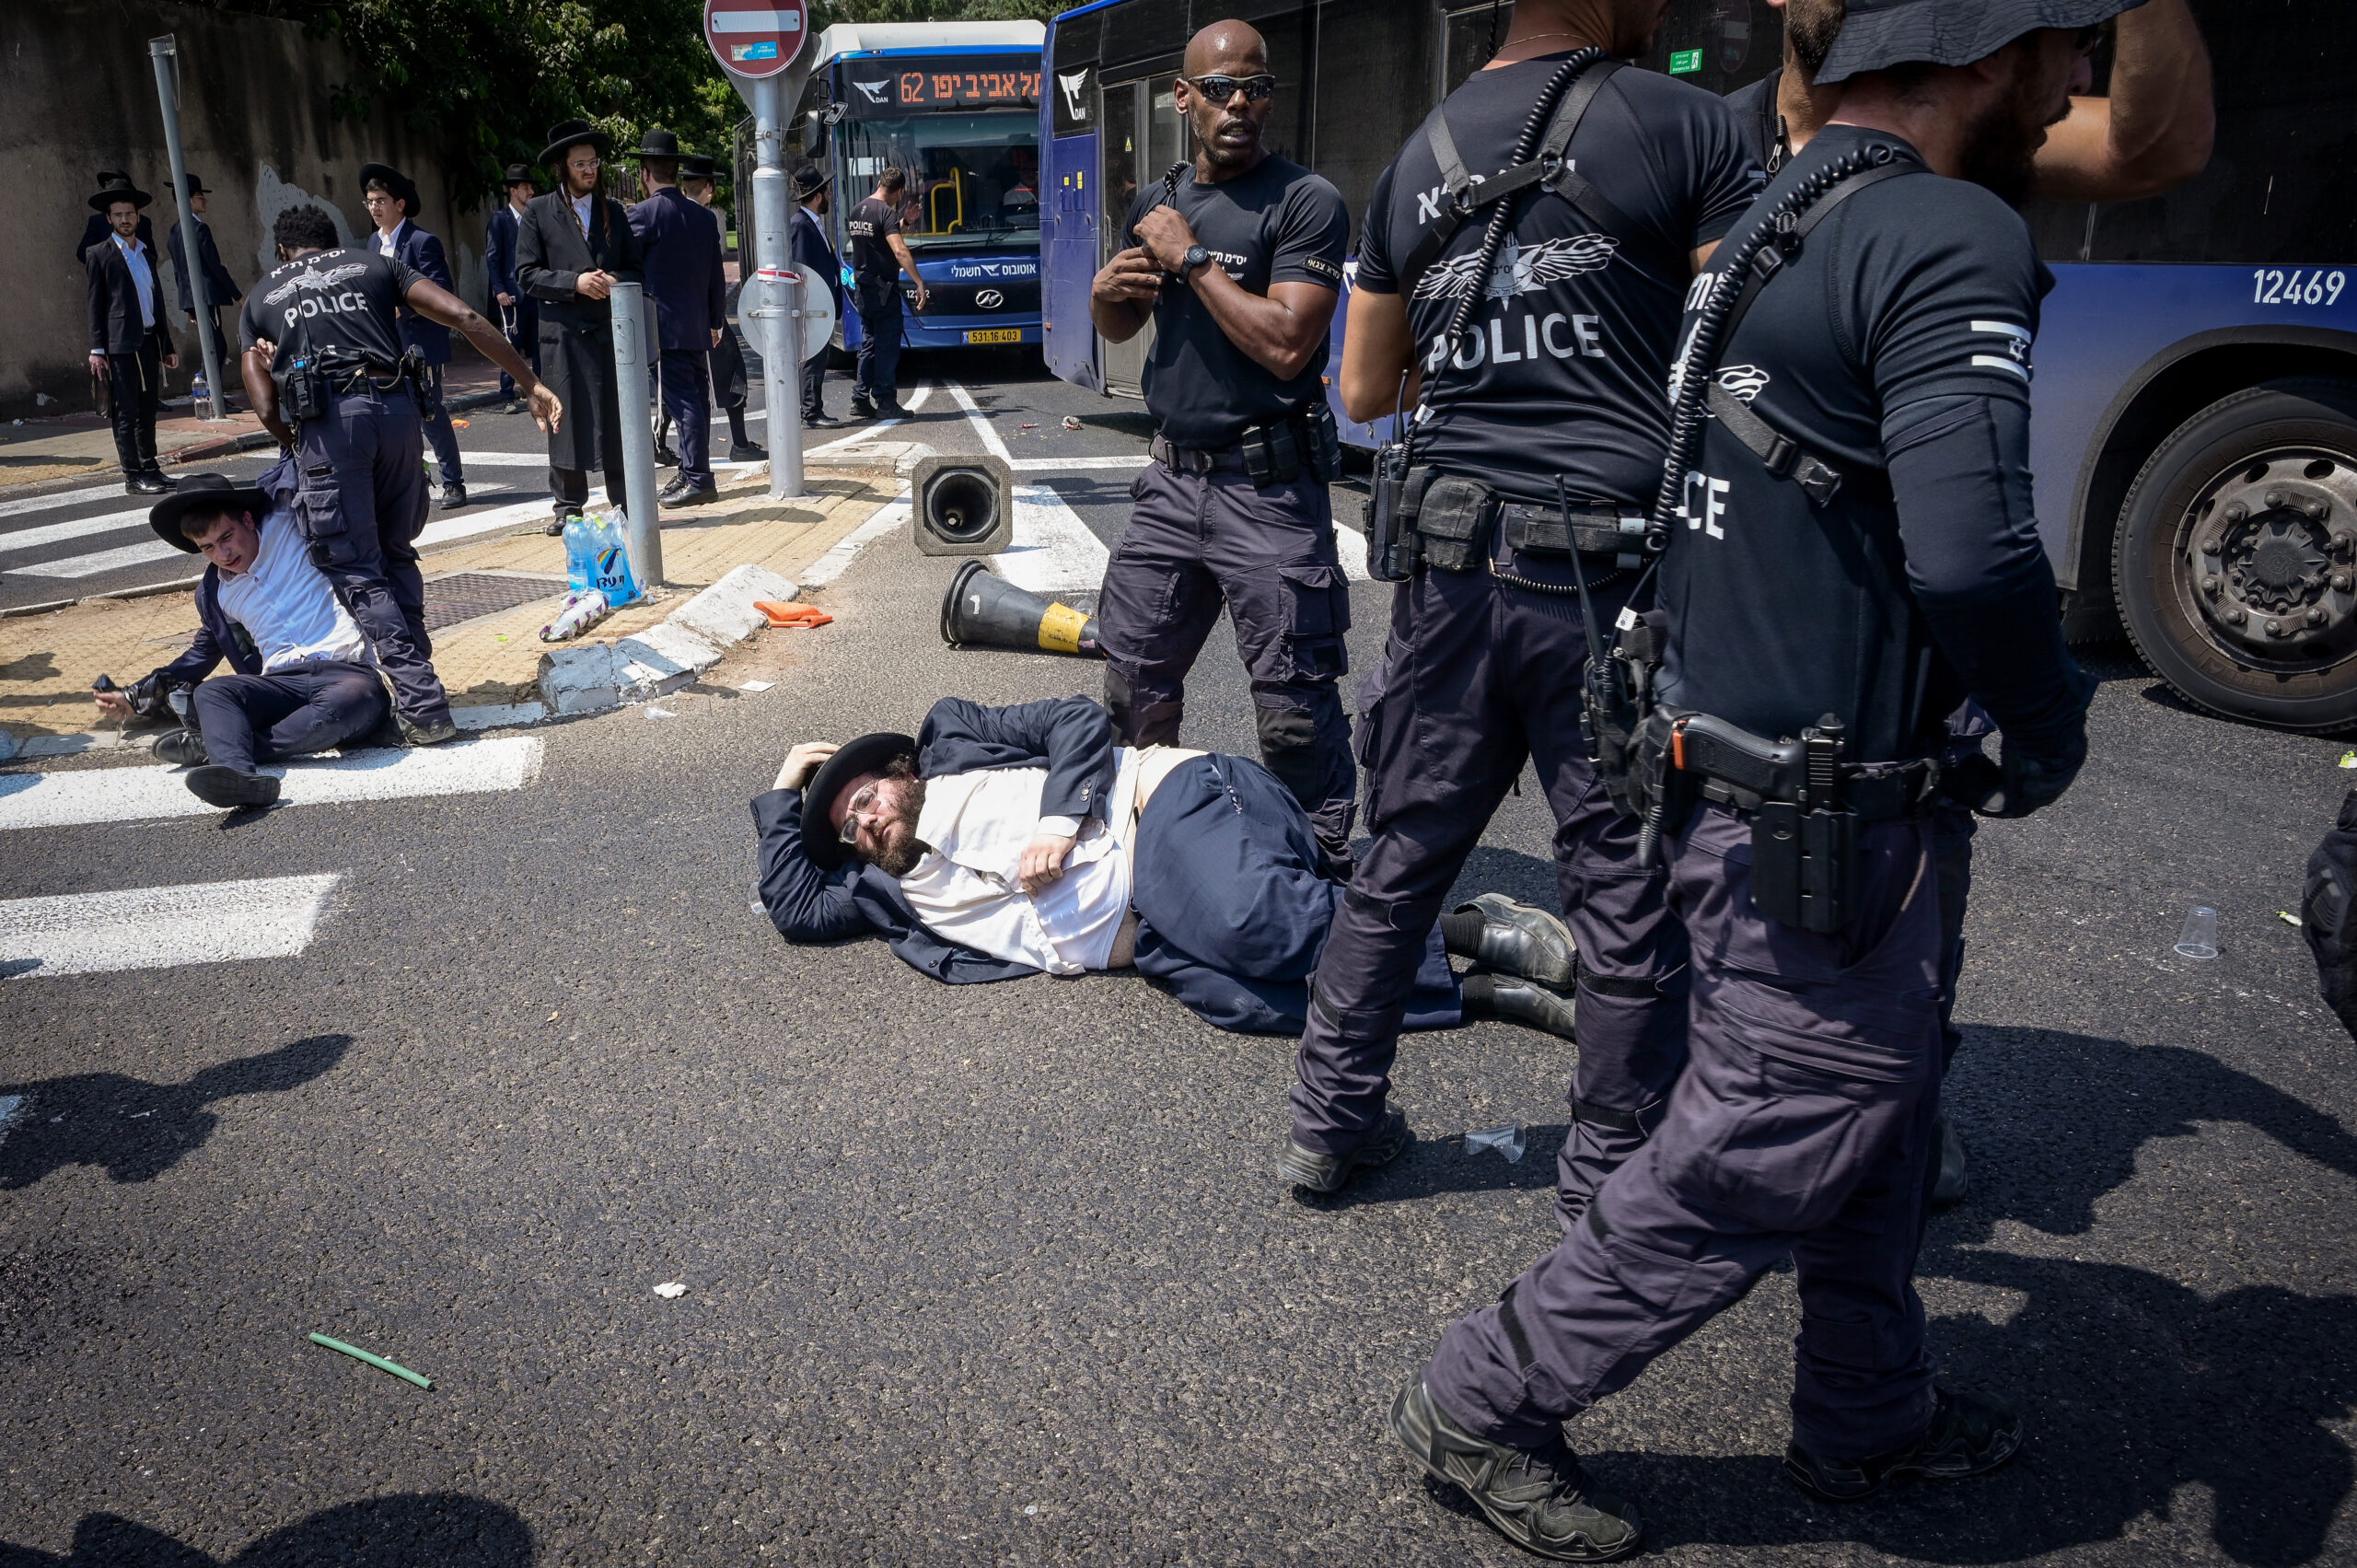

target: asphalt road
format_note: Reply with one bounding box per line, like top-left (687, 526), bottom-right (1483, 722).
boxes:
top-left (4, 349), bottom-right (2355, 1568)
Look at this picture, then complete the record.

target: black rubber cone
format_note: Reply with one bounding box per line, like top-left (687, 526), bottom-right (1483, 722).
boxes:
top-left (942, 560), bottom-right (1102, 658)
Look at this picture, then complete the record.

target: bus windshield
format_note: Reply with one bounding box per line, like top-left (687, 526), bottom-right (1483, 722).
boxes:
top-left (837, 110), bottom-right (1040, 250)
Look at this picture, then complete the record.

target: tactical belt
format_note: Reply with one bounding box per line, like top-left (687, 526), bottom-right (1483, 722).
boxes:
top-left (1152, 401), bottom-right (1341, 487)
top-left (1394, 469), bottom-right (1647, 573)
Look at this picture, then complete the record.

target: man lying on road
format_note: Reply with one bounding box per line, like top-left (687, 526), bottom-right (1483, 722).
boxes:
top-left (755, 693), bottom-right (1582, 1039)
top-left (94, 464), bottom-right (389, 809)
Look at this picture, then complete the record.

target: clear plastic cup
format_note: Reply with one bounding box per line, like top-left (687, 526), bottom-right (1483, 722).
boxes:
top-left (2175, 906), bottom-right (2220, 960)
top-left (1466, 1124), bottom-right (1527, 1164)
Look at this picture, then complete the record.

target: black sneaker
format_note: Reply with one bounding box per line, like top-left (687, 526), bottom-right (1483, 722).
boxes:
top-left (848, 398), bottom-right (879, 420)
top-left (1277, 1103), bottom-right (1411, 1194)
top-left (729, 441), bottom-right (769, 462)
top-left (184, 765), bottom-right (280, 809)
top-left (1460, 972), bottom-right (1578, 1040)
top-left (1784, 1387), bottom-right (2024, 1504)
top-left (1450, 893), bottom-right (1578, 991)
top-left (153, 728), bottom-right (207, 767)
top-left (438, 483), bottom-right (470, 511)
top-left (1929, 1115), bottom-right (1968, 1208)
top-left (1389, 1376), bottom-right (1643, 1562)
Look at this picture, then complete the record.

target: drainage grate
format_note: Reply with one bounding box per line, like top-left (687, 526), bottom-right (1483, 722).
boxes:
top-left (421, 573), bottom-right (566, 633)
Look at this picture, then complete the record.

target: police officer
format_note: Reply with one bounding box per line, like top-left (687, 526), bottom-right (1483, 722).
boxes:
top-left (165, 173), bottom-right (241, 398)
top-left (361, 162), bottom-right (470, 511)
top-left (485, 163), bottom-right (541, 413)
top-left (1087, 19), bottom-right (1356, 870)
top-left (238, 203), bottom-right (558, 746)
top-left (791, 164), bottom-right (845, 428)
top-left (679, 155), bottom-right (764, 461)
top-left (845, 168), bottom-right (928, 418)
top-left (1388, 1), bottom-right (2114, 1553)
top-left (1284, 0), bottom-right (1759, 1200)
top-left (1725, 0), bottom-right (2215, 1208)
top-left (517, 120), bottom-right (645, 532)
top-left (628, 128), bottom-right (727, 506)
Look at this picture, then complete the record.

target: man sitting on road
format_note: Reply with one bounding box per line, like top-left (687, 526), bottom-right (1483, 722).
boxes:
top-left (94, 466), bottom-right (389, 811)
top-left (755, 693), bottom-right (1579, 1039)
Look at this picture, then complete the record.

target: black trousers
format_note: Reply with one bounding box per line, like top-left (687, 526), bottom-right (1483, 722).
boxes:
top-left (104, 333), bottom-right (166, 473)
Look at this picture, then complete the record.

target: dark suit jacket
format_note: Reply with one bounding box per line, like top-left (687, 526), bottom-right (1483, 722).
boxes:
top-left (86, 237), bottom-right (175, 357)
top-left (484, 204), bottom-right (524, 301)
top-left (626, 186), bottom-right (726, 350)
top-left (77, 212), bottom-right (153, 265)
top-left (377, 220), bottom-right (454, 365)
top-left (517, 190), bottom-right (645, 326)
top-left (792, 203), bottom-right (844, 315)
top-left (753, 695), bottom-right (1121, 983)
top-left (166, 216), bottom-right (239, 313)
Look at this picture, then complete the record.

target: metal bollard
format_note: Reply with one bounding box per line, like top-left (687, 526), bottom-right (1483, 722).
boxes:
top-left (608, 281), bottom-right (665, 586)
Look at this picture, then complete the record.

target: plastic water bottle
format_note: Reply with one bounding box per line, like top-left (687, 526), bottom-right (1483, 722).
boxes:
top-left (590, 508), bottom-right (641, 607)
top-left (563, 512), bottom-right (598, 596)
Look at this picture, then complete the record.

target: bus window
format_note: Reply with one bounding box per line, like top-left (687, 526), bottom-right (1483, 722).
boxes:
top-left (838, 110), bottom-right (1041, 245)
top-left (1095, 0), bottom-right (1192, 71)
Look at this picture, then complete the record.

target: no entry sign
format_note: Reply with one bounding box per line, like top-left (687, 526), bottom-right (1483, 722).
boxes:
top-left (704, 3), bottom-right (807, 78)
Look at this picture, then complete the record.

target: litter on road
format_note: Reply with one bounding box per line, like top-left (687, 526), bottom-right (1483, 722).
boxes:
top-left (1465, 1125), bottom-right (1527, 1163)
top-left (654, 1282), bottom-right (687, 1298)
top-left (2177, 906), bottom-right (2222, 959)
top-left (308, 1332), bottom-right (433, 1389)
top-left (646, 706), bottom-right (678, 720)
top-left (759, 601), bottom-right (831, 630)
top-left (2282, 911), bottom-right (2305, 927)
top-left (739, 679), bottom-right (774, 692)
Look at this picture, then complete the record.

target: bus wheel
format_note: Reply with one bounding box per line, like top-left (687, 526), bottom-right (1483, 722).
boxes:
top-left (2113, 377), bottom-right (2357, 732)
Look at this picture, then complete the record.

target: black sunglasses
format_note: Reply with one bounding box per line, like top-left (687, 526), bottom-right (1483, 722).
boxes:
top-left (1183, 74), bottom-right (1278, 104)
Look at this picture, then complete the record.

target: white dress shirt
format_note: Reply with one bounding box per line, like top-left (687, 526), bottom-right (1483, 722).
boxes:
top-left (215, 501), bottom-right (373, 672)
top-left (897, 749), bottom-right (1145, 975)
top-left (371, 219), bottom-right (408, 259)
top-left (111, 233), bottom-right (156, 331)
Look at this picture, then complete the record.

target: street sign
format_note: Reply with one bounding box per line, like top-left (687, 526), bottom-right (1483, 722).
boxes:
top-left (704, 4), bottom-right (807, 79)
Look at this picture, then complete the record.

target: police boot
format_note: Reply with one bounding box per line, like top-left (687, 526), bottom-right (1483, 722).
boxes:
top-left (1783, 1387), bottom-right (2024, 1504)
top-left (184, 765), bottom-right (280, 810)
top-left (438, 483), bottom-right (470, 512)
top-left (1446, 894), bottom-right (1578, 991)
top-left (400, 714), bottom-right (460, 747)
top-left (1459, 973), bottom-right (1578, 1040)
top-left (1389, 1376), bottom-right (1643, 1562)
top-left (152, 728), bottom-right (207, 768)
top-left (1276, 1103), bottom-right (1411, 1195)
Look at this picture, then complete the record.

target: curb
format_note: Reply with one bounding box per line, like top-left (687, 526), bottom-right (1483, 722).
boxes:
top-left (535, 563), bottom-right (799, 715)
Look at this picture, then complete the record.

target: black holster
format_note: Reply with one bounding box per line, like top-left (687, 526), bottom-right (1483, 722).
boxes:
top-left (1237, 401), bottom-right (1343, 488)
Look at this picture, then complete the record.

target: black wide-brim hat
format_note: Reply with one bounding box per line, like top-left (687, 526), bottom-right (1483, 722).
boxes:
top-left (635, 128), bottom-right (682, 160)
top-left (791, 164), bottom-right (833, 200)
top-left (358, 161), bottom-right (421, 211)
top-left (799, 730), bottom-right (918, 872)
top-left (502, 162), bottom-right (537, 187)
top-left (1816, 0), bottom-right (2148, 85)
top-left (89, 175), bottom-right (151, 213)
top-left (180, 172), bottom-right (211, 197)
top-left (681, 154), bottom-right (719, 181)
top-left (150, 473), bottom-right (270, 553)
top-left (540, 119), bottom-right (611, 168)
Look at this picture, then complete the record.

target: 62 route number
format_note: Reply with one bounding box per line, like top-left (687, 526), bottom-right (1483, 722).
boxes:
top-left (2253, 268), bottom-right (2347, 307)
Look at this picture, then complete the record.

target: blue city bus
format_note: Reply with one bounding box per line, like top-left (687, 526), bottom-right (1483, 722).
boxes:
top-left (789, 21), bottom-right (1048, 356)
top-left (1040, 0), bottom-right (2357, 732)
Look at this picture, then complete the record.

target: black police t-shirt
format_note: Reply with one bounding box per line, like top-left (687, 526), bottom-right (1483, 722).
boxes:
top-left (1722, 70), bottom-right (1784, 175)
top-left (238, 246), bottom-right (421, 372)
top-left (1120, 155), bottom-right (1349, 449)
top-left (1657, 125), bottom-right (2054, 760)
top-left (1355, 55), bottom-right (1760, 506)
top-left (846, 196), bottom-right (902, 283)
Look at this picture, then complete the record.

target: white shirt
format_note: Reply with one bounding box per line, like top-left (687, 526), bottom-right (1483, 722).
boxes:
top-left (215, 503), bottom-right (373, 672)
top-left (571, 192), bottom-right (595, 235)
top-left (111, 233), bottom-right (156, 330)
top-left (897, 749), bottom-right (1144, 975)
top-left (371, 218), bottom-right (408, 259)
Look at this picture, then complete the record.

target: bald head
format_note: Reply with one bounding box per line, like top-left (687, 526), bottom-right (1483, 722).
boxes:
top-left (1184, 20), bottom-right (1267, 77)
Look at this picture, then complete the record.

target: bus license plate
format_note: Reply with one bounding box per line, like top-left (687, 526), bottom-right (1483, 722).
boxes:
top-left (965, 329), bottom-right (1022, 345)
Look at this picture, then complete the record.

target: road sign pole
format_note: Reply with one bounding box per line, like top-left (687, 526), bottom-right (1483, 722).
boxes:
top-left (749, 74), bottom-right (806, 501)
top-left (148, 35), bottom-right (228, 423)
top-left (609, 282), bottom-right (666, 586)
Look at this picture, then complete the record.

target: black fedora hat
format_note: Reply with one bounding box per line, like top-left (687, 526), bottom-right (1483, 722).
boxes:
top-left (791, 164), bottom-right (833, 200)
top-left (634, 128), bottom-right (683, 160)
top-left (1816, 0), bottom-right (2148, 85)
top-left (180, 172), bottom-right (211, 198)
top-left (89, 174), bottom-right (151, 213)
top-left (150, 473), bottom-right (271, 553)
top-left (540, 118), bottom-right (611, 168)
top-left (681, 154), bottom-right (719, 181)
top-left (798, 730), bottom-right (918, 872)
top-left (358, 161), bottom-right (421, 212)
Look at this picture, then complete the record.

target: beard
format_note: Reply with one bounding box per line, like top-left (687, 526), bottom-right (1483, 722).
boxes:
top-left (865, 777), bottom-right (929, 877)
top-left (1785, 0), bottom-right (1843, 78)
top-left (1956, 64), bottom-right (2061, 210)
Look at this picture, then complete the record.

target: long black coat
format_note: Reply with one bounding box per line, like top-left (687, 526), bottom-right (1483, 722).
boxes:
top-left (87, 238), bottom-right (175, 357)
top-left (517, 190), bottom-right (645, 472)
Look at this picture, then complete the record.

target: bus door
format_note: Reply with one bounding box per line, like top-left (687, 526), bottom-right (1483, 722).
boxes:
top-left (1098, 75), bottom-right (1187, 399)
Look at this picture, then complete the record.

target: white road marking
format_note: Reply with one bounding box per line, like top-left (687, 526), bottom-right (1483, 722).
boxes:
top-left (1333, 522), bottom-right (1370, 583)
top-left (0, 505), bottom-right (157, 555)
top-left (8, 494), bottom-right (554, 577)
top-left (945, 382), bottom-right (1014, 462)
top-left (753, 381), bottom-right (935, 450)
top-left (7, 537), bottom-right (183, 578)
top-left (997, 483), bottom-right (1111, 598)
top-left (799, 493), bottom-right (911, 589)
top-left (0, 483), bottom-right (144, 520)
top-left (0, 875), bottom-right (341, 980)
top-left (0, 736), bottom-right (543, 830)
top-left (1005, 455), bottom-right (1152, 472)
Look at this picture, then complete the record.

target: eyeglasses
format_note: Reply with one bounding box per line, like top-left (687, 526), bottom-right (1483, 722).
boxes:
top-left (1184, 74), bottom-right (1278, 104)
top-left (838, 780), bottom-right (882, 846)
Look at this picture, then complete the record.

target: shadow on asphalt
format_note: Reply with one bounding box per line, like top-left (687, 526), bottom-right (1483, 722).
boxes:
top-left (0, 1493), bottom-right (533, 1566)
top-left (1293, 1122), bottom-right (1573, 1211)
top-left (0, 1033), bottom-right (351, 1188)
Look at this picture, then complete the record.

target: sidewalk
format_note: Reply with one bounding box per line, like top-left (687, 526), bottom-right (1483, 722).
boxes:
top-left (0, 343), bottom-right (512, 492)
top-left (0, 461), bottom-right (903, 750)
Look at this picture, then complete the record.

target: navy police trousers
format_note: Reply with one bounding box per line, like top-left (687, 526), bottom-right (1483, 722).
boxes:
top-left (1424, 803), bottom-right (1945, 1460)
top-left (1288, 553), bottom-right (1687, 1226)
top-left (1099, 454), bottom-right (1356, 860)
top-left (292, 385), bottom-right (451, 727)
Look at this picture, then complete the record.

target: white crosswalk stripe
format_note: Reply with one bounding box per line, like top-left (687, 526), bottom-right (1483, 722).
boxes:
top-left (0, 875), bottom-right (341, 980)
top-left (0, 736), bottom-right (543, 830)
top-left (8, 537), bottom-right (184, 578)
top-left (998, 483), bottom-right (1111, 598)
top-left (0, 482), bottom-right (147, 520)
top-left (0, 505), bottom-right (157, 555)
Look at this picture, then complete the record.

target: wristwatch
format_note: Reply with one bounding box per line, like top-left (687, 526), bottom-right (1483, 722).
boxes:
top-left (1182, 243), bottom-right (1212, 278)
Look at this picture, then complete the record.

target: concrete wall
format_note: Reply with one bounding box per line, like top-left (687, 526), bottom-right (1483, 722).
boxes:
top-left (0, 0), bottom-right (487, 420)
